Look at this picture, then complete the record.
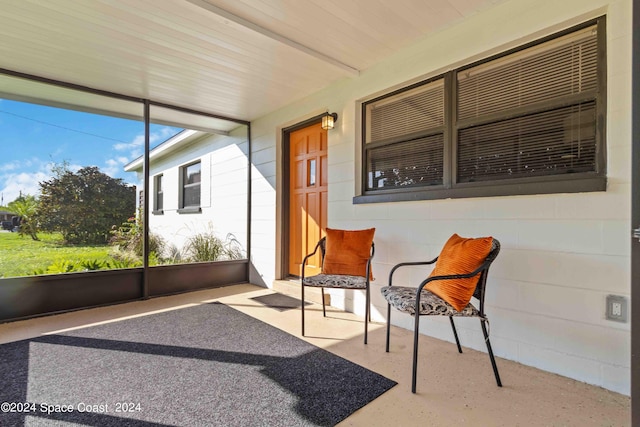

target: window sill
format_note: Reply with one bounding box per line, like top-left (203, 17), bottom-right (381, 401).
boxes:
top-left (177, 207), bottom-right (202, 214)
top-left (152, 210), bottom-right (164, 215)
top-left (353, 176), bottom-right (607, 204)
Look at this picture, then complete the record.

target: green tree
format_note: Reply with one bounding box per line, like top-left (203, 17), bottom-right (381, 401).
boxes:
top-left (7, 194), bottom-right (40, 240)
top-left (37, 166), bottom-right (136, 244)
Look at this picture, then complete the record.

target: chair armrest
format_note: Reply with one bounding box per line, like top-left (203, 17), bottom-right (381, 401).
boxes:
top-left (388, 257), bottom-right (438, 287)
top-left (415, 258), bottom-right (490, 293)
top-left (301, 240), bottom-right (323, 280)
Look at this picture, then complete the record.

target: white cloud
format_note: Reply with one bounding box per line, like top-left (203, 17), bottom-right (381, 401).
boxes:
top-left (0, 158), bottom-right (92, 203)
top-left (113, 127), bottom-right (177, 152)
top-left (107, 127), bottom-right (179, 178)
top-left (0, 171), bottom-right (50, 204)
top-left (113, 134), bottom-right (144, 151)
top-left (0, 159), bottom-right (37, 173)
top-left (103, 156), bottom-right (131, 178)
top-left (0, 161), bottom-right (21, 172)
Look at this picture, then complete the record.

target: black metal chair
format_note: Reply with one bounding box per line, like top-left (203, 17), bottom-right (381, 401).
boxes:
top-left (381, 238), bottom-right (501, 393)
top-left (301, 236), bottom-right (375, 344)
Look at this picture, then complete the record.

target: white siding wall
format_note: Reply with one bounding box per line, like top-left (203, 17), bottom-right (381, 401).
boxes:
top-left (143, 128), bottom-right (249, 257)
top-left (249, 0), bottom-right (633, 394)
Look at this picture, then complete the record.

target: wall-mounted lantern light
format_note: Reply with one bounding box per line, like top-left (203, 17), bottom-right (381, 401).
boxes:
top-left (321, 112), bottom-right (338, 130)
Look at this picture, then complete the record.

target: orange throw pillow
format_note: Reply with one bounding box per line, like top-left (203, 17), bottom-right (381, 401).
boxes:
top-left (425, 234), bottom-right (493, 311)
top-left (322, 228), bottom-right (375, 279)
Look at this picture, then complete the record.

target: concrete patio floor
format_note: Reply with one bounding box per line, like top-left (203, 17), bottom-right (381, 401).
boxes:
top-left (0, 283), bottom-right (630, 426)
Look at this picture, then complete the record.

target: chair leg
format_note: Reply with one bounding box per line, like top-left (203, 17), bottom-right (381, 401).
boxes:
top-left (411, 313), bottom-right (421, 394)
top-left (449, 316), bottom-right (463, 353)
top-left (480, 318), bottom-right (502, 387)
top-left (385, 303), bottom-right (391, 353)
top-left (301, 284), bottom-right (306, 336)
top-left (321, 288), bottom-right (326, 317)
top-left (364, 287), bottom-right (370, 345)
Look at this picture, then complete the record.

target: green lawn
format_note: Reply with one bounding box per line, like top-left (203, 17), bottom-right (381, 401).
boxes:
top-left (0, 231), bottom-right (112, 278)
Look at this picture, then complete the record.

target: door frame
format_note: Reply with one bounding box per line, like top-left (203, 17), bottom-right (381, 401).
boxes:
top-left (279, 113), bottom-right (328, 279)
top-left (631, 1), bottom-right (639, 422)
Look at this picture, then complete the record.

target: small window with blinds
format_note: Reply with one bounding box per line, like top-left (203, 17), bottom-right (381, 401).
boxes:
top-left (179, 161), bottom-right (202, 213)
top-left (153, 174), bottom-right (163, 213)
top-left (358, 18), bottom-right (605, 203)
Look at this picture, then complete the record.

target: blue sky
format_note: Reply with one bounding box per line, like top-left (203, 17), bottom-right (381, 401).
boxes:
top-left (0, 99), bottom-right (180, 205)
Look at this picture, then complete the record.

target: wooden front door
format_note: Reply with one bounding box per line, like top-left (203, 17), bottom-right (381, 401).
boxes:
top-left (288, 122), bottom-right (328, 277)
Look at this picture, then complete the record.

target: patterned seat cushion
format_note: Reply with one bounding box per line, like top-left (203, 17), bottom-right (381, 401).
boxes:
top-left (303, 274), bottom-right (367, 289)
top-left (380, 286), bottom-right (479, 316)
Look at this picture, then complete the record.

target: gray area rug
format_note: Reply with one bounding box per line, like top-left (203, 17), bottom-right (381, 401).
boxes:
top-left (0, 302), bottom-right (396, 426)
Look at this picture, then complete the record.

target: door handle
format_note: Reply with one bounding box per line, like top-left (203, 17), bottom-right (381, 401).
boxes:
top-left (633, 227), bottom-right (640, 241)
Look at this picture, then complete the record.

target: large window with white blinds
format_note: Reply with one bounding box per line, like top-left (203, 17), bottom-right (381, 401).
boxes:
top-left (358, 18), bottom-right (606, 203)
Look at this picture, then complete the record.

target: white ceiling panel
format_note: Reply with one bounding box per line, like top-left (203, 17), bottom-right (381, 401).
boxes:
top-left (0, 0), bottom-right (502, 122)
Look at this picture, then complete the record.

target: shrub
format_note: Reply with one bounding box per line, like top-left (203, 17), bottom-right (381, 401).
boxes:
top-left (165, 243), bottom-right (184, 263)
top-left (183, 231), bottom-right (245, 262)
top-left (80, 259), bottom-right (107, 271)
top-left (108, 258), bottom-right (142, 269)
top-left (46, 260), bottom-right (78, 274)
top-left (109, 210), bottom-right (165, 263)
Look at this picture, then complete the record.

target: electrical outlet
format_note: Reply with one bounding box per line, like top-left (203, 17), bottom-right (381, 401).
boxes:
top-left (606, 295), bottom-right (627, 323)
top-left (612, 302), bottom-right (622, 317)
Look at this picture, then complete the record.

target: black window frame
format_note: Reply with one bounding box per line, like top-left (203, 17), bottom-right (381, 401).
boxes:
top-left (355, 17), bottom-right (606, 204)
top-left (178, 160), bottom-right (202, 214)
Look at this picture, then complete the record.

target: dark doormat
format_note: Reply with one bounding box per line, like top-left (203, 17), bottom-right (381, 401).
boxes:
top-left (0, 302), bottom-right (396, 427)
top-left (251, 292), bottom-right (311, 311)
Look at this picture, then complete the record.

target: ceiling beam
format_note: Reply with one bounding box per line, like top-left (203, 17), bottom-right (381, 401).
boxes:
top-left (185, 0), bottom-right (360, 77)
